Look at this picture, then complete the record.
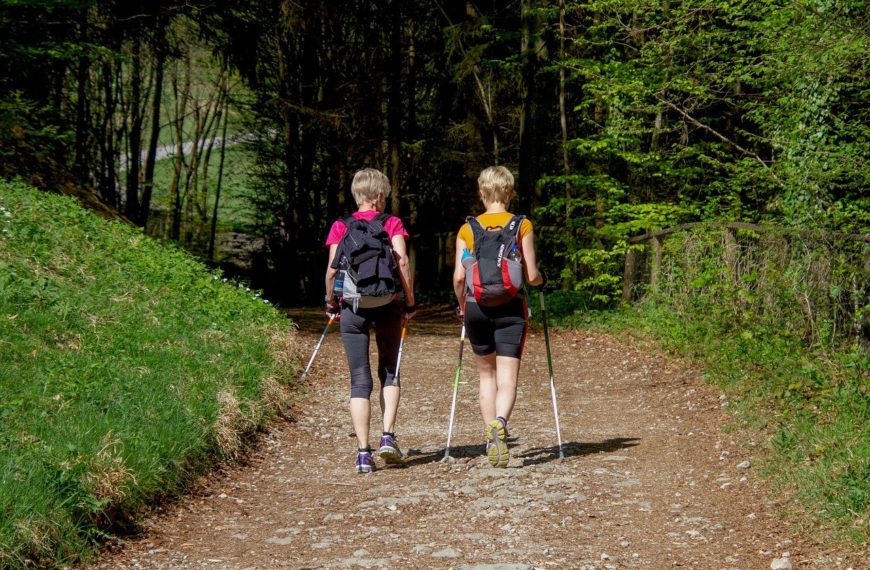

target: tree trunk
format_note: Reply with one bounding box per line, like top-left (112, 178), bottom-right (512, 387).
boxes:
top-left (559, 0), bottom-right (570, 213)
top-left (168, 52), bottom-right (191, 241)
top-left (388, 0), bottom-right (403, 216)
top-left (73, 7), bottom-right (91, 182)
top-left (125, 34), bottom-right (144, 221)
top-left (140, 23), bottom-right (166, 228)
top-left (518, 0), bottom-right (539, 210)
top-left (98, 59), bottom-right (119, 208)
top-left (209, 75), bottom-right (231, 262)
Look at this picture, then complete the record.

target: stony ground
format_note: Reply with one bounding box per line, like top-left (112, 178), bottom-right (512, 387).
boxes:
top-left (92, 306), bottom-right (865, 570)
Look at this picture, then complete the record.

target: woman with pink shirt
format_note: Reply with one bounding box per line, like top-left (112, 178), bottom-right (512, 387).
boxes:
top-left (324, 168), bottom-right (416, 473)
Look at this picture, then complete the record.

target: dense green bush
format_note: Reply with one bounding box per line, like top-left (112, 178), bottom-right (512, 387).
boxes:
top-left (0, 180), bottom-right (298, 567)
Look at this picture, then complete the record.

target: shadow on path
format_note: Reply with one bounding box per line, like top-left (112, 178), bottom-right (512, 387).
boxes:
top-left (381, 437), bottom-right (641, 469)
top-left (518, 437), bottom-right (641, 466)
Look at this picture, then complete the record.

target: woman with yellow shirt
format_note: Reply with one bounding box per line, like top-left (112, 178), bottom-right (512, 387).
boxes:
top-left (453, 166), bottom-right (545, 468)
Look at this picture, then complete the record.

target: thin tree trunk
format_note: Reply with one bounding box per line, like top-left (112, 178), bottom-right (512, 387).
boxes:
top-left (194, 67), bottom-right (227, 225)
top-left (73, 7), bottom-right (90, 181)
top-left (195, 75), bottom-right (228, 249)
top-left (276, 2), bottom-right (299, 247)
top-left (559, 0), bottom-right (569, 212)
top-left (125, 34), bottom-right (144, 221)
top-left (209, 75), bottom-right (230, 262)
top-left (518, 0), bottom-right (539, 209)
top-left (559, 0), bottom-right (576, 285)
top-left (99, 59), bottom-right (118, 207)
top-left (168, 52), bottom-right (191, 240)
top-left (405, 13), bottom-right (419, 230)
top-left (141, 24), bottom-right (166, 228)
top-left (388, 0), bottom-right (402, 216)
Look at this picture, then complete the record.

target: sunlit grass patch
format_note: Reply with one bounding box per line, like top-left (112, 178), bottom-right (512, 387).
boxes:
top-left (0, 179), bottom-right (300, 567)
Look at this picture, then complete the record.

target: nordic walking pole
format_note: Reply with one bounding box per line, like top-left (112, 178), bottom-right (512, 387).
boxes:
top-left (394, 316), bottom-right (409, 382)
top-left (442, 324), bottom-right (466, 461)
top-left (300, 313), bottom-right (336, 381)
top-left (538, 289), bottom-right (565, 460)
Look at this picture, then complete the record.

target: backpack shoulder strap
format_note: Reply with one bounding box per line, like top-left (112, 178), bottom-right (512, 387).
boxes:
top-left (466, 216), bottom-right (486, 253)
top-left (465, 215), bottom-right (483, 230)
top-left (505, 214), bottom-right (525, 238)
top-left (353, 213), bottom-right (390, 245)
top-left (370, 213), bottom-right (391, 236)
top-left (331, 215), bottom-right (356, 269)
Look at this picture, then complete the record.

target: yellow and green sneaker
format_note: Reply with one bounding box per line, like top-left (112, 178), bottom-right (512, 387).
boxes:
top-left (485, 418), bottom-right (509, 468)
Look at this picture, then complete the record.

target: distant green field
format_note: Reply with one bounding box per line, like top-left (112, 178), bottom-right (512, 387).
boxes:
top-left (146, 49), bottom-right (258, 237)
top-left (148, 142), bottom-right (258, 235)
top-left (0, 180), bottom-right (298, 568)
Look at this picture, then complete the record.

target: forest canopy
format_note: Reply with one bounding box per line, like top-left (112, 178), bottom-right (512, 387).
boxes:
top-left (1, 0), bottom-right (868, 303)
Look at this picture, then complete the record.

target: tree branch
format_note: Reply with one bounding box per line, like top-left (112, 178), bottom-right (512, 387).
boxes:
top-left (657, 96), bottom-right (783, 186)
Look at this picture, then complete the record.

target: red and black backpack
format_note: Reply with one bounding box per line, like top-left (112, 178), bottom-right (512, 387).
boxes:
top-left (464, 215), bottom-right (525, 307)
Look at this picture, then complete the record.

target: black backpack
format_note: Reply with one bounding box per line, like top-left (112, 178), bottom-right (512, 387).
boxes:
top-left (331, 213), bottom-right (400, 311)
top-left (464, 215), bottom-right (525, 307)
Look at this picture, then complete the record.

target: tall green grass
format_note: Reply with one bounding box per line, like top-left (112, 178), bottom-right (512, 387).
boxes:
top-left (0, 180), bottom-right (298, 567)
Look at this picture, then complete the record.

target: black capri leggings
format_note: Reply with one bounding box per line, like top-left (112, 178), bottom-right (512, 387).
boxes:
top-left (340, 300), bottom-right (403, 399)
top-left (464, 296), bottom-right (528, 359)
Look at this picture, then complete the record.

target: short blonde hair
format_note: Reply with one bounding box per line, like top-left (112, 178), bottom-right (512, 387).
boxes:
top-left (351, 168), bottom-right (391, 206)
top-left (477, 166), bottom-right (514, 205)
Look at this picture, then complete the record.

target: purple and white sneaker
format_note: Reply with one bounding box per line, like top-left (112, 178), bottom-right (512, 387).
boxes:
top-left (355, 449), bottom-right (375, 474)
top-left (378, 434), bottom-right (403, 465)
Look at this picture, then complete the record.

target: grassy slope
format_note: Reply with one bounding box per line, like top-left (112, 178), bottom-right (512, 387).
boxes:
top-left (0, 180), bottom-right (298, 568)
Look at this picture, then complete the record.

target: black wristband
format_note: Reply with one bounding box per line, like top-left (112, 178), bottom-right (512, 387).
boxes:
top-left (404, 303), bottom-right (417, 313)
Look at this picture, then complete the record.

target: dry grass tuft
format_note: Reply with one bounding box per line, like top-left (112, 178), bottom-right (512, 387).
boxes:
top-left (82, 433), bottom-right (136, 504)
top-left (268, 325), bottom-right (301, 375)
top-left (260, 375), bottom-right (294, 416)
top-left (213, 388), bottom-right (245, 458)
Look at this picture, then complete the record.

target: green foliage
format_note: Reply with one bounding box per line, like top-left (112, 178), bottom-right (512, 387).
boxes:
top-left (542, 0), bottom-right (868, 301)
top-left (568, 243), bottom-right (630, 307)
top-left (0, 180), bottom-right (296, 567)
top-left (652, 227), bottom-right (868, 348)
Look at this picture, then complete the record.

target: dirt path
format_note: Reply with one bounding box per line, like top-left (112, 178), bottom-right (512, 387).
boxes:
top-left (93, 306), bottom-right (862, 569)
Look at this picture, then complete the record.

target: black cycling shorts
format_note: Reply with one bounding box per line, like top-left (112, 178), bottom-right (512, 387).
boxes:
top-left (464, 296), bottom-right (528, 358)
